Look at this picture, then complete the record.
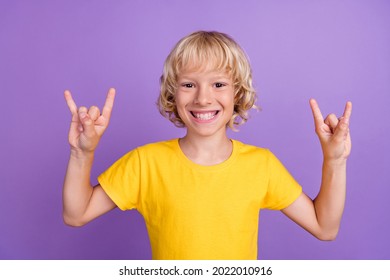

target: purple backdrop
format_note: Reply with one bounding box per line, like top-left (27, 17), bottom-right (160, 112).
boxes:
top-left (1, 0), bottom-right (389, 260)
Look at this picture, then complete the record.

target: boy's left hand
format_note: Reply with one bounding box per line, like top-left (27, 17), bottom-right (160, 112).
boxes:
top-left (309, 99), bottom-right (352, 164)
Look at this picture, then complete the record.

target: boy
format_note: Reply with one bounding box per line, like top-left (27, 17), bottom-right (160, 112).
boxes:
top-left (63, 31), bottom-right (352, 259)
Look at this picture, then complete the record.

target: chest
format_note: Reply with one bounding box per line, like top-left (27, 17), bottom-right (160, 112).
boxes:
top-left (139, 166), bottom-right (268, 223)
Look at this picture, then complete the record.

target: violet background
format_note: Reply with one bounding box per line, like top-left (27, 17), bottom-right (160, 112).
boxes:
top-left (1, 0), bottom-right (389, 260)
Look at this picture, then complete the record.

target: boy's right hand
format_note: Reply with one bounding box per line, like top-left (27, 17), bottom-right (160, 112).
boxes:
top-left (64, 88), bottom-right (116, 156)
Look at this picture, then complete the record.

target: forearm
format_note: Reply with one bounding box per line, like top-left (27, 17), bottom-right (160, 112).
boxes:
top-left (313, 159), bottom-right (347, 238)
top-left (62, 150), bottom-right (95, 225)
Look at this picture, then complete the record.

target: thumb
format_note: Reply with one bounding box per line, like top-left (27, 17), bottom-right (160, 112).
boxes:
top-left (333, 117), bottom-right (350, 141)
top-left (79, 112), bottom-right (96, 137)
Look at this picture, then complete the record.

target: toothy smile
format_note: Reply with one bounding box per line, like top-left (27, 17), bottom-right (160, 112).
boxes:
top-left (191, 111), bottom-right (219, 121)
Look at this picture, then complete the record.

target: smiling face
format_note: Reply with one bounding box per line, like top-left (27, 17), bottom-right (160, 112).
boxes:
top-left (158, 31), bottom-right (257, 131)
top-left (175, 67), bottom-right (234, 138)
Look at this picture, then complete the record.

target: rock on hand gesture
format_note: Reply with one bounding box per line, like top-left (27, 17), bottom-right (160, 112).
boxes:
top-left (309, 99), bottom-right (352, 164)
top-left (64, 88), bottom-right (116, 155)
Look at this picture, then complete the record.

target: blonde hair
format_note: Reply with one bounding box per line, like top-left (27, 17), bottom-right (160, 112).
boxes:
top-left (157, 31), bottom-right (257, 130)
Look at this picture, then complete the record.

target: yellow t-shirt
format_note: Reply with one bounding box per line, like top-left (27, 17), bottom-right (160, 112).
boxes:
top-left (98, 139), bottom-right (302, 260)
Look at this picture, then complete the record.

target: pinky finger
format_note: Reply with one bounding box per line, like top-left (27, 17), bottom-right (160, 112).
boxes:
top-left (102, 88), bottom-right (116, 120)
top-left (342, 101), bottom-right (352, 121)
top-left (64, 90), bottom-right (78, 115)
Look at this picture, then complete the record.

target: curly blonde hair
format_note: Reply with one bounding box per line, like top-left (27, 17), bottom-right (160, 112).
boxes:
top-left (157, 31), bottom-right (257, 130)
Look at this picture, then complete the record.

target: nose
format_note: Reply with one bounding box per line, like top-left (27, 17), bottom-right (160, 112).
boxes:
top-left (194, 86), bottom-right (212, 106)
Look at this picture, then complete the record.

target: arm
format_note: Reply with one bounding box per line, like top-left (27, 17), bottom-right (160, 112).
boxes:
top-left (63, 88), bottom-right (117, 227)
top-left (282, 99), bottom-right (352, 240)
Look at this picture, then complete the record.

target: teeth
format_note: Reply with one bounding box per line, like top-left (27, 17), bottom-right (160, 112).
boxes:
top-left (194, 112), bottom-right (216, 120)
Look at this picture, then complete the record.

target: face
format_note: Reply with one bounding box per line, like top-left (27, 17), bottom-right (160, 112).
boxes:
top-left (175, 67), bottom-right (235, 138)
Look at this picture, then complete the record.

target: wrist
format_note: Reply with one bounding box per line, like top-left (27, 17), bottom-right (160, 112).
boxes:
top-left (70, 148), bottom-right (95, 161)
top-left (323, 157), bottom-right (347, 168)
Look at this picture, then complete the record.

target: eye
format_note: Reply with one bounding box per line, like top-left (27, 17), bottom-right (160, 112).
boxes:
top-left (214, 82), bottom-right (225, 88)
top-left (182, 83), bottom-right (194, 88)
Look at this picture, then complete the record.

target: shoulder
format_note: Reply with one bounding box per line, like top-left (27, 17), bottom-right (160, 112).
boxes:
top-left (137, 138), bottom-right (177, 151)
top-left (233, 139), bottom-right (271, 158)
top-left (231, 140), bottom-right (278, 169)
top-left (135, 139), bottom-right (178, 157)
top-left (115, 139), bottom-right (177, 161)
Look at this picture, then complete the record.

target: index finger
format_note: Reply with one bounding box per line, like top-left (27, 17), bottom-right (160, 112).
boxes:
top-left (309, 98), bottom-right (324, 127)
top-left (64, 90), bottom-right (78, 115)
top-left (102, 88), bottom-right (116, 119)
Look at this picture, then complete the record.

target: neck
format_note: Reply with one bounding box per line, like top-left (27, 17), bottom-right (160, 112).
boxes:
top-left (179, 132), bottom-right (233, 166)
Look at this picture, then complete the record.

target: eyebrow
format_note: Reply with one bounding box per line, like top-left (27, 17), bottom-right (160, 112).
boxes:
top-left (212, 75), bottom-right (231, 80)
top-left (178, 74), bottom-right (231, 80)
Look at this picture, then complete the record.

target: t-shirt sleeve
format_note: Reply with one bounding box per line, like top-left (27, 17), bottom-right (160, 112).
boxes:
top-left (97, 149), bottom-right (141, 211)
top-left (262, 150), bottom-right (302, 210)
